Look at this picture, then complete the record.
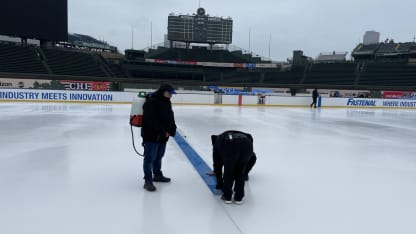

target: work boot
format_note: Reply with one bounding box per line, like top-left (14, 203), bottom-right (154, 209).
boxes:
top-left (143, 181), bottom-right (156, 192)
top-left (234, 198), bottom-right (244, 205)
top-left (153, 174), bottom-right (171, 183)
top-left (221, 195), bottom-right (232, 204)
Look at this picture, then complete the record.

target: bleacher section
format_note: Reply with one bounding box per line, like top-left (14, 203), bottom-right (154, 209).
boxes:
top-left (263, 70), bottom-right (303, 85)
top-left (358, 63), bottom-right (416, 86)
top-left (146, 47), bottom-right (262, 63)
top-left (1, 42), bottom-right (416, 89)
top-left (124, 63), bottom-right (203, 81)
top-left (353, 42), bottom-right (416, 62)
top-left (43, 49), bottom-right (107, 77)
top-left (220, 70), bottom-right (261, 84)
top-left (108, 64), bottom-right (128, 78)
top-left (303, 63), bottom-right (357, 85)
top-left (0, 43), bottom-right (48, 74)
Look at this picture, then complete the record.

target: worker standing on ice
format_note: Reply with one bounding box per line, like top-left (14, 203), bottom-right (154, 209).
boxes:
top-left (141, 84), bottom-right (177, 192)
top-left (311, 88), bottom-right (319, 108)
top-left (211, 130), bottom-right (254, 204)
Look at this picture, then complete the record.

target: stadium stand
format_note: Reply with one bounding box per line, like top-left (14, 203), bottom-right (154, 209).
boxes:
top-left (67, 33), bottom-right (117, 53)
top-left (352, 43), bottom-right (380, 60)
top-left (0, 43), bottom-right (48, 74)
top-left (315, 52), bottom-right (348, 63)
top-left (262, 66), bottom-right (304, 85)
top-left (358, 62), bottom-right (416, 86)
top-left (353, 42), bottom-right (416, 62)
top-left (398, 42), bottom-right (416, 52)
top-left (42, 48), bottom-right (107, 77)
top-left (376, 42), bottom-right (398, 54)
top-left (107, 63), bottom-right (128, 78)
top-left (303, 63), bottom-right (357, 86)
top-left (2, 33), bottom-right (416, 90)
top-left (124, 63), bottom-right (203, 81)
top-left (145, 47), bottom-right (262, 63)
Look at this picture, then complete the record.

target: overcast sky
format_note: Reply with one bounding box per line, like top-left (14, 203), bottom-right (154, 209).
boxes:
top-left (69, 0), bottom-right (416, 61)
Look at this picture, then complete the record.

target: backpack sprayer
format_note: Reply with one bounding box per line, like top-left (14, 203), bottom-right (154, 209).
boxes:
top-left (129, 92), bottom-right (148, 157)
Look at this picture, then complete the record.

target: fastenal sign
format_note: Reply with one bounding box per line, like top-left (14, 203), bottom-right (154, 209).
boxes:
top-left (347, 98), bottom-right (376, 107)
top-left (346, 98), bottom-right (416, 108)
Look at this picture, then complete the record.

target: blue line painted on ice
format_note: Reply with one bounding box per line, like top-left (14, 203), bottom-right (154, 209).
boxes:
top-left (174, 132), bottom-right (221, 195)
top-left (318, 96), bottom-right (322, 107)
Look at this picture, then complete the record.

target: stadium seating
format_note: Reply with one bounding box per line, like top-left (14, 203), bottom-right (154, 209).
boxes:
top-left (263, 70), bottom-right (303, 85)
top-left (220, 70), bottom-right (262, 84)
top-left (108, 63), bottom-right (128, 78)
top-left (145, 47), bottom-right (261, 63)
top-left (2, 39), bottom-right (416, 90)
top-left (303, 63), bottom-right (357, 85)
top-left (0, 43), bottom-right (48, 74)
top-left (43, 49), bottom-right (107, 77)
top-left (358, 62), bottom-right (416, 86)
top-left (125, 63), bottom-right (203, 81)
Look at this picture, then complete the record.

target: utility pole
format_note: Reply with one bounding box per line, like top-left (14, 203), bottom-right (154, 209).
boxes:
top-left (249, 28), bottom-right (251, 53)
top-left (131, 25), bottom-right (134, 49)
top-left (150, 22), bottom-right (153, 48)
top-left (268, 32), bottom-right (272, 59)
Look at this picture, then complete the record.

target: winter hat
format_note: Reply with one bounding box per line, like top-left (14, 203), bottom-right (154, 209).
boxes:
top-left (158, 84), bottom-right (177, 94)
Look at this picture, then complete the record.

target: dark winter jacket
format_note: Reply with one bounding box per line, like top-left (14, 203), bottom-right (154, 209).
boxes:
top-left (312, 89), bottom-right (319, 99)
top-left (211, 131), bottom-right (254, 187)
top-left (141, 90), bottom-right (176, 143)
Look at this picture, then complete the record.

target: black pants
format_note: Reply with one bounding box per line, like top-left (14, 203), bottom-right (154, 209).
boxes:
top-left (311, 97), bottom-right (318, 108)
top-left (245, 153), bottom-right (257, 176)
top-left (220, 137), bottom-right (252, 201)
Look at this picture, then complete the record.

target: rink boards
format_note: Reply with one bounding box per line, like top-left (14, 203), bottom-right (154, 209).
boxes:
top-left (1, 88), bottom-right (416, 109)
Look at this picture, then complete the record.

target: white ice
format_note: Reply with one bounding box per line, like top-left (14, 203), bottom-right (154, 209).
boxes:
top-left (1, 103), bottom-right (416, 234)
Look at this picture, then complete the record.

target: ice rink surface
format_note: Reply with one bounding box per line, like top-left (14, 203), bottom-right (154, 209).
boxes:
top-left (1, 103), bottom-right (416, 234)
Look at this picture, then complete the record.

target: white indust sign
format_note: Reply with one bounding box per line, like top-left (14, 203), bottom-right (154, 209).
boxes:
top-left (0, 89), bottom-right (135, 104)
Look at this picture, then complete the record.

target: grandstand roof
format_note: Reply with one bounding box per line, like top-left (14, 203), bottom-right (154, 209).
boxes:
top-left (68, 33), bottom-right (117, 52)
top-left (376, 42), bottom-right (398, 54)
top-left (397, 42), bottom-right (416, 52)
top-left (69, 33), bottom-right (105, 45)
top-left (315, 52), bottom-right (347, 62)
top-left (353, 42), bottom-right (416, 58)
top-left (352, 43), bottom-right (380, 55)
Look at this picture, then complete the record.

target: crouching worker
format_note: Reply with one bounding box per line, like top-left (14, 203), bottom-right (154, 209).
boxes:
top-left (141, 84), bottom-right (177, 192)
top-left (211, 131), bottom-right (255, 204)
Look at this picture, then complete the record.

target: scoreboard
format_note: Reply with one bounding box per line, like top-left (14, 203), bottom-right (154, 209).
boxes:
top-left (168, 8), bottom-right (233, 44)
top-left (0, 0), bottom-right (68, 41)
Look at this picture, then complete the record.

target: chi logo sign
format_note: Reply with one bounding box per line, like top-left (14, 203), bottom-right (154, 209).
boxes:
top-left (69, 83), bottom-right (91, 90)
